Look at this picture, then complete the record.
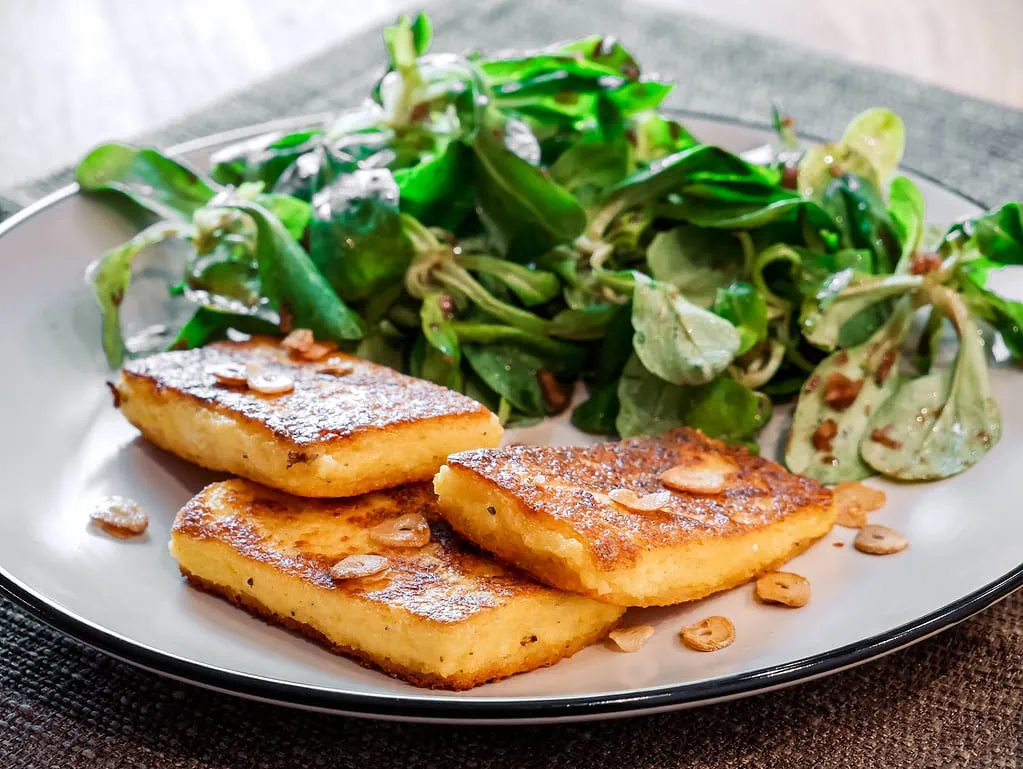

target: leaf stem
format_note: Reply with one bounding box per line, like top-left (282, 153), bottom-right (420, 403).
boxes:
top-left (450, 322), bottom-right (583, 361)
top-left (434, 261), bottom-right (552, 335)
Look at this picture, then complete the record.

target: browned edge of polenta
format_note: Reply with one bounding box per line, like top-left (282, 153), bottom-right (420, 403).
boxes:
top-left (436, 463), bottom-right (836, 607)
top-left (179, 568), bottom-right (621, 691)
top-left (117, 368), bottom-right (496, 454)
top-left (438, 463), bottom-right (594, 553)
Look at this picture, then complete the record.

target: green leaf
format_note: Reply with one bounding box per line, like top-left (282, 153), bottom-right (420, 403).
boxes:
top-left (409, 13), bottom-right (433, 55)
top-left (308, 168), bottom-right (413, 302)
top-left (752, 243), bottom-right (804, 306)
top-left (861, 287), bottom-right (1000, 480)
top-left (432, 260), bottom-right (552, 336)
top-left (547, 305), bottom-right (616, 340)
top-left (888, 175), bottom-right (925, 271)
top-left (392, 141), bottom-right (473, 229)
top-left (797, 143), bottom-right (879, 201)
top-left (459, 370), bottom-right (500, 415)
top-left (606, 81), bottom-right (674, 116)
top-left (685, 377), bottom-right (772, 446)
top-left (77, 143), bottom-right (217, 220)
top-left (656, 196), bottom-right (829, 231)
top-left (753, 244), bottom-right (873, 310)
top-left (88, 221), bottom-right (186, 367)
top-left (615, 354), bottom-right (688, 437)
top-left (630, 112), bottom-right (697, 163)
top-left (713, 282), bottom-right (768, 355)
top-left (458, 253), bottom-right (561, 306)
top-left (800, 271), bottom-right (921, 350)
top-left (410, 334), bottom-right (463, 390)
top-left (631, 277), bottom-right (740, 386)
top-left (971, 202), bottom-right (1023, 265)
top-left (472, 107), bottom-right (587, 258)
top-left (558, 35), bottom-right (644, 80)
top-left (480, 53), bottom-right (619, 90)
top-left (549, 138), bottom-right (630, 205)
top-left (560, 301), bottom-right (632, 433)
top-left (272, 143), bottom-right (344, 202)
top-left (256, 193), bottom-right (312, 241)
top-left (598, 145), bottom-right (783, 233)
top-left (796, 109), bottom-right (904, 201)
top-left (384, 14), bottom-right (424, 69)
top-left (820, 173), bottom-right (901, 273)
top-left (596, 301), bottom-right (635, 383)
top-left (420, 291), bottom-right (460, 364)
top-left (463, 343), bottom-right (550, 416)
top-left (604, 210), bottom-right (653, 260)
top-left (355, 320), bottom-right (406, 371)
top-left (481, 38), bottom-right (671, 129)
top-left (483, 40), bottom-right (637, 92)
top-left (841, 108), bottom-right (905, 183)
top-left (168, 306), bottom-right (280, 351)
top-left (959, 267), bottom-right (1023, 359)
top-left (646, 225), bottom-right (745, 307)
top-left (377, 52), bottom-right (485, 139)
top-left (449, 322), bottom-right (584, 369)
top-left (222, 201), bottom-right (364, 343)
top-left (615, 354), bottom-right (768, 443)
top-left (795, 248), bottom-right (876, 297)
top-left (184, 255), bottom-right (262, 311)
top-left (209, 129), bottom-right (323, 188)
top-left (572, 381), bottom-right (620, 435)
top-left (786, 298), bottom-right (913, 483)
top-left (914, 306), bottom-right (946, 374)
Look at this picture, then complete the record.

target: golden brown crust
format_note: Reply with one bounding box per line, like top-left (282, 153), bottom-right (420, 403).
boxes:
top-left (171, 479), bottom-right (623, 689)
top-left (180, 568), bottom-right (619, 691)
top-left (115, 337), bottom-right (501, 497)
top-left (119, 337), bottom-right (491, 448)
top-left (173, 479), bottom-right (553, 623)
top-left (445, 428), bottom-right (833, 571)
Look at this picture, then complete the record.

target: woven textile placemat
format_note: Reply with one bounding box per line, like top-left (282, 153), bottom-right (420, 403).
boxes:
top-left (2, 1), bottom-right (1022, 766)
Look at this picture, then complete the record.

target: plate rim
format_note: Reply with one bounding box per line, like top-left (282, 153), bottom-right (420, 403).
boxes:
top-left (0, 111), bottom-right (1015, 722)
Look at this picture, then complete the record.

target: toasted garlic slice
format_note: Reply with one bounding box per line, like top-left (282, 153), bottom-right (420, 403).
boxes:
top-left (281, 328), bottom-right (315, 354)
top-left (607, 625), bottom-right (656, 653)
top-left (90, 496), bottom-right (149, 537)
top-left (608, 489), bottom-right (671, 512)
top-left (247, 371), bottom-right (295, 395)
top-left (680, 616), bottom-right (735, 652)
top-left (854, 525), bottom-right (908, 555)
top-left (330, 554), bottom-right (389, 580)
top-left (206, 362), bottom-right (248, 387)
top-left (755, 571), bottom-right (810, 608)
top-left (832, 481), bottom-right (886, 529)
top-left (370, 513), bottom-right (431, 548)
top-left (317, 361), bottom-right (355, 377)
top-left (300, 341), bottom-right (338, 361)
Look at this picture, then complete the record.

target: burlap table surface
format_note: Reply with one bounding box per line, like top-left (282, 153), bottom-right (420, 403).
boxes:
top-left (2, 0), bottom-right (1022, 766)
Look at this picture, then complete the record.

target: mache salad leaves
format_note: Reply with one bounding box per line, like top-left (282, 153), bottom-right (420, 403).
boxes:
top-left (78, 13), bottom-right (1022, 482)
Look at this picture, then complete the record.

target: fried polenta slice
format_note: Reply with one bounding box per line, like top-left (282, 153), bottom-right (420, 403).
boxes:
top-left (169, 479), bottom-right (624, 690)
top-left (114, 337), bottom-right (501, 498)
top-left (434, 428), bottom-right (835, 607)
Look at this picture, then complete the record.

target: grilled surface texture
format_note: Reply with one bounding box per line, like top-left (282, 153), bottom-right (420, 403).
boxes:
top-left (114, 337), bottom-right (502, 497)
top-left (434, 428), bottom-right (836, 607)
top-left (169, 479), bottom-right (624, 690)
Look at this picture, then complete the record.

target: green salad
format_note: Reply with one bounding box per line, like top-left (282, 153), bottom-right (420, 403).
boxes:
top-left (79, 12), bottom-right (1023, 484)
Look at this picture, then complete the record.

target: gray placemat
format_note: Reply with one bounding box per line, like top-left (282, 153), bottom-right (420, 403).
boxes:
top-left (2, 1), bottom-right (1022, 766)
top-left (4, 0), bottom-right (1022, 209)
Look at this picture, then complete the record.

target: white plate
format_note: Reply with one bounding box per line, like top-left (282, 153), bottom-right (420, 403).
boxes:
top-left (1, 114), bottom-right (1021, 724)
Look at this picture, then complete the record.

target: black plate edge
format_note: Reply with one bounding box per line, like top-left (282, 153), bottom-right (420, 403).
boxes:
top-left (3, 563), bottom-right (1021, 721)
top-left (0, 111), bottom-right (1017, 722)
